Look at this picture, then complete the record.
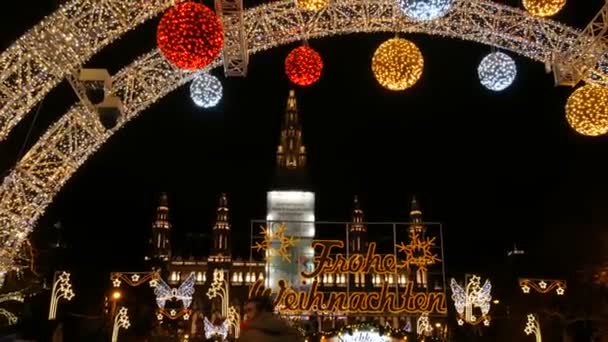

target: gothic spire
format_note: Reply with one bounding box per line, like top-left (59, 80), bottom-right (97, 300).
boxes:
top-left (152, 192), bottom-right (171, 230)
top-left (409, 195), bottom-right (424, 234)
top-left (350, 196), bottom-right (366, 231)
top-left (276, 90), bottom-right (307, 170)
top-left (212, 193), bottom-right (231, 258)
top-left (214, 193), bottom-right (230, 230)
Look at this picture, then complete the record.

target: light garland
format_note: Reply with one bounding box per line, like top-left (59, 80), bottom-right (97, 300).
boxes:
top-left (372, 38), bottom-right (424, 91)
top-left (519, 278), bottom-right (566, 295)
top-left (565, 85), bottom-right (608, 137)
top-left (156, 2), bottom-right (224, 70)
top-left (478, 52), bottom-right (517, 91)
top-left (296, 0), bottom-right (329, 11)
top-left (523, 0), bottom-right (566, 17)
top-left (0, 0), bottom-right (596, 273)
top-left (398, 0), bottom-right (454, 21)
top-left (190, 73), bottom-right (223, 108)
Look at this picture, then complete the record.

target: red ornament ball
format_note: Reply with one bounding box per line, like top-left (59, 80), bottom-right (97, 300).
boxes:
top-left (157, 2), bottom-right (224, 70)
top-left (285, 46), bottom-right (323, 86)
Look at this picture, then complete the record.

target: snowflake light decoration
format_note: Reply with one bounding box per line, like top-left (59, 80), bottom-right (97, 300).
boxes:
top-left (398, 0), bottom-right (454, 21)
top-left (253, 224), bottom-right (298, 262)
top-left (478, 52), bottom-right (517, 91)
top-left (395, 232), bottom-right (441, 270)
top-left (190, 73), bottom-right (223, 108)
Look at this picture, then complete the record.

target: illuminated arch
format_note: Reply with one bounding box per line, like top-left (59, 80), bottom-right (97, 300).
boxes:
top-left (0, 0), bottom-right (595, 270)
top-left (0, 0), bottom-right (586, 142)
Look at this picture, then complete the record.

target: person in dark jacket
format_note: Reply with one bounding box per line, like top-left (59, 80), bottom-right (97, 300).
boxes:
top-left (238, 296), bottom-right (303, 342)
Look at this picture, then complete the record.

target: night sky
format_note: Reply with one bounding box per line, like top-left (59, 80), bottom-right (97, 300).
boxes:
top-left (1, 0), bottom-right (608, 314)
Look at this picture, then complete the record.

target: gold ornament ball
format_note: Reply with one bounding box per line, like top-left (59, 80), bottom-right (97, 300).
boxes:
top-left (522, 0), bottom-right (566, 17)
top-left (565, 85), bottom-right (608, 137)
top-left (296, 0), bottom-right (328, 11)
top-left (372, 38), bottom-right (424, 91)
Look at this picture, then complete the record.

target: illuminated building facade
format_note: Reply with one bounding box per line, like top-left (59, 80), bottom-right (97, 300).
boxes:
top-left (144, 90), bottom-right (444, 337)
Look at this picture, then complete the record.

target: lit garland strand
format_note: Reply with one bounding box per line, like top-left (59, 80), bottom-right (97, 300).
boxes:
top-left (157, 2), bottom-right (224, 70)
top-left (478, 52), bottom-right (517, 91)
top-left (398, 0), bottom-right (454, 21)
top-left (523, 0), bottom-right (566, 17)
top-left (190, 73), bottom-right (223, 108)
top-left (565, 85), bottom-right (608, 137)
top-left (372, 38), bottom-right (424, 91)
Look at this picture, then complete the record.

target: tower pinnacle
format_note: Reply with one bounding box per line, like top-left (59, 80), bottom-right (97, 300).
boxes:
top-left (349, 195), bottom-right (367, 254)
top-left (276, 90), bottom-right (307, 170)
top-left (149, 193), bottom-right (171, 262)
top-left (211, 193), bottom-right (231, 258)
top-left (409, 196), bottom-right (424, 234)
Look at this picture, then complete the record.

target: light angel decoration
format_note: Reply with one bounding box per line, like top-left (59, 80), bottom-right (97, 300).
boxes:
top-left (153, 272), bottom-right (196, 320)
top-left (416, 313), bottom-right (433, 336)
top-left (203, 316), bottom-right (231, 340)
top-left (450, 275), bottom-right (492, 326)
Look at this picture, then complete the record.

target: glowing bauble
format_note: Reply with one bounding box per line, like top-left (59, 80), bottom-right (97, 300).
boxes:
top-left (565, 85), bottom-right (608, 136)
top-left (522, 0), bottom-right (566, 17)
top-left (157, 2), bottom-right (224, 70)
top-left (398, 0), bottom-right (454, 21)
top-left (296, 0), bottom-right (328, 11)
top-left (285, 46), bottom-right (323, 86)
top-left (372, 38), bottom-right (424, 91)
top-left (478, 52), bottom-right (517, 91)
top-left (190, 73), bottom-right (223, 108)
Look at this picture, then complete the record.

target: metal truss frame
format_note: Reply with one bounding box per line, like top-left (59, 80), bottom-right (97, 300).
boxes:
top-left (0, 0), bottom-right (600, 271)
top-left (553, 0), bottom-right (608, 86)
top-left (0, 0), bottom-right (184, 142)
top-left (216, 0), bottom-right (249, 76)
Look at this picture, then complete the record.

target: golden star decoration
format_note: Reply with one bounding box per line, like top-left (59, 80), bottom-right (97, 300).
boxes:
top-left (252, 224), bottom-right (298, 262)
top-left (395, 232), bottom-right (441, 271)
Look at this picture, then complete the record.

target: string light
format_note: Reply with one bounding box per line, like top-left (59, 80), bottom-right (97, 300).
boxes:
top-left (285, 46), bottom-right (323, 86)
top-left (296, 0), bottom-right (329, 11)
top-left (156, 2), bottom-right (224, 70)
top-left (372, 38), bottom-right (424, 91)
top-left (190, 73), bottom-right (223, 108)
top-left (523, 0), bottom-right (566, 17)
top-left (478, 52), bottom-right (517, 91)
top-left (565, 85), bottom-right (608, 136)
top-left (398, 0), bottom-right (454, 21)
